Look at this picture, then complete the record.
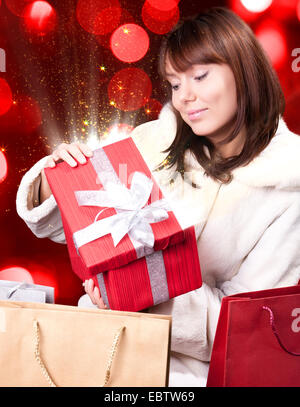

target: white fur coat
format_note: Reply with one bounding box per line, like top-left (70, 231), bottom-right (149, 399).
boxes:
top-left (16, 103), bottom-right (300, 387)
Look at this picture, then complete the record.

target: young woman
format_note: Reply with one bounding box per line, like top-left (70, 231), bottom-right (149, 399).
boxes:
top-left (16, 7), bottom-right (300, 386)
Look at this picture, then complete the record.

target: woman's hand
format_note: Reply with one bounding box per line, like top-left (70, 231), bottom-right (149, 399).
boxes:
top-left (40, 142), bottom-right (93, 204)
top-left (45, 142), bottom-right (93, 169)
top-left (83, 278), bottom-right (108, 309)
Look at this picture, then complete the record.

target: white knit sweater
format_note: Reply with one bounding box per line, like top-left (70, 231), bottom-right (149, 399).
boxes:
top-left (16, 103), bottom-right (300, 386)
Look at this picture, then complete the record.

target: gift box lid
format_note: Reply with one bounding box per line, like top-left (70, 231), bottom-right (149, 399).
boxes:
top-left (45, 137), bottom-right (185, 273)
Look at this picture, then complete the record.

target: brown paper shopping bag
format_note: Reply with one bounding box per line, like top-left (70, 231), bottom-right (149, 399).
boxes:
top-left (0, 300), bottom-right (171, 387)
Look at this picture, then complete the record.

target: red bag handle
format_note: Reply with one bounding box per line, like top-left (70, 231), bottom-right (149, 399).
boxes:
top-left (262, 306), bottom-right (300, 356)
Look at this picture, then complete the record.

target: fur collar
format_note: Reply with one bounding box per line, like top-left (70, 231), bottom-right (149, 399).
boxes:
top-left (158, 103), bottom-right (300, 190)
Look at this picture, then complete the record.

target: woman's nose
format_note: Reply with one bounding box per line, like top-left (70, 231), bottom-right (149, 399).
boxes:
top-left (179, 84), bottom-right (196, 102)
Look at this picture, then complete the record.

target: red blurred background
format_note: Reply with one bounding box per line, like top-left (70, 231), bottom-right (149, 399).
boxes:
top-left (0, 0), bottom-right (299, 305)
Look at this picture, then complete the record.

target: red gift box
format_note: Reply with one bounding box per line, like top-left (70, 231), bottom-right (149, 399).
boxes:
top-left (45, 137), bottom-right (202, 311)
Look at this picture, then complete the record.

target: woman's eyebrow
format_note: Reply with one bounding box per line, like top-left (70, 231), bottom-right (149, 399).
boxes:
top-left (165, 72), bottom-right (178, 78)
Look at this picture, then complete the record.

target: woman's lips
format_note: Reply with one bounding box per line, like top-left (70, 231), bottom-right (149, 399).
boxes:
top-left (187, 108), bottom-right (208, 121)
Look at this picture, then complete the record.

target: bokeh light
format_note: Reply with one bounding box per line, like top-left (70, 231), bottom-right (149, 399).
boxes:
top-left (5, 0), bottom-right (34, 17)
top-left (144, 98), bottom-right (162, 120)
top-left (241, 0), bottom-right (272, 13)
top-left (110, 24), bottom-right (149, 63)
top-left (28, 262), bottom-right (59, 294)
top-left (76, 0), bottom-right (121, 36)
top-left (0, 149), bottom-right (8, 184)
top-left (145, 0), bottom-right (179, 20)
top-left (230, 0), bottom-right (266, 22)
top-left (108, 67), bottom-right (152, 111)
top-left (95, 8), bottom-right (134, 49)
top-left (255, 20), bottom-right (287, 69)
top-left (297, 0), bottom-right (300, 21)
top-left (0, 95), bottom-right (42, 134)
top-left (93, 6), bottom-right (122, 36)
top-left (0, 266), bottom-right (34, 283)
top-left (269, 0), bottom-right (298, 20)
top-left (22, 1), bottom-right (57, 37)
top-left (142, 0), bottom-right (180, 34)
top-left (0, 78), bottom-right (13, 116)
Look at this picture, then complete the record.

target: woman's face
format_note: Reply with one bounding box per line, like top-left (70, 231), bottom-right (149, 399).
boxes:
top-left (165, 59), bottom-right (238, 142)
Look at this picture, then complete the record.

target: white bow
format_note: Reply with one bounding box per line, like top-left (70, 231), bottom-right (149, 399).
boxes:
top-left (73, 172), bottom-right (170, 250)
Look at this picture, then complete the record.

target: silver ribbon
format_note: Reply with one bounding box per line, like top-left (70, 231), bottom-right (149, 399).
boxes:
top-left (73, 171), bottom-right (170, 250)
top-left (6, 282), bottom-right (26, 298)
top-left (97, 249), bottom-right (170, 309)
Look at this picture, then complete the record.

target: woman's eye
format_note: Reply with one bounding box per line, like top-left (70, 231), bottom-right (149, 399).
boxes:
top-left (195, 72), bottom-right (208, 81)
top-left (170, 72), bottom-right (208, 91)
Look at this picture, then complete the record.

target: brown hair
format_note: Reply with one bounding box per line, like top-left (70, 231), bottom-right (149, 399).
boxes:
top-left (157, 7), bottom-right (285, 184)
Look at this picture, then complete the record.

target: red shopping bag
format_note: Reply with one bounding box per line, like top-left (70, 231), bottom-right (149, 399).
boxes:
top-left (207, 285), bottom-right (300, 387)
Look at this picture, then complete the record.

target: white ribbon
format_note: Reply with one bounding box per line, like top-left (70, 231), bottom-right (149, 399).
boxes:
top-left (73, 171), bottom-right (170, 250)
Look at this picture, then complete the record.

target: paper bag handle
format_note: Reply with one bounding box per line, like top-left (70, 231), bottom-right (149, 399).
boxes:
top-left (262, 306), bottom-right (300, 356)
top-left (33, 319), bottom-right (126, 387)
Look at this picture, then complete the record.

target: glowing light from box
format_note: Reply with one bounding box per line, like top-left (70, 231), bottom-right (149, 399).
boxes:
top-left (86, 123), bottom-right (134, 150)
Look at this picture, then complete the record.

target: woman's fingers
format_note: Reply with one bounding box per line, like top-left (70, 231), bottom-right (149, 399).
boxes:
top-left (57, 148), bottom-right (78, 167)
top-left (86, 278), bottom-right (96, 304)
top-left (83, 279), bottom-right (107, 309)
top-left (93, 285), bottom-right (107, 309)
top-left (77, 143), bottom-right (93, 158)
top-left (46, 142), bottom-right (93, 168)
top-left (67, 143), bottom-right (88, 165)
top-left (44, 156), bottom-right (57, 168)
